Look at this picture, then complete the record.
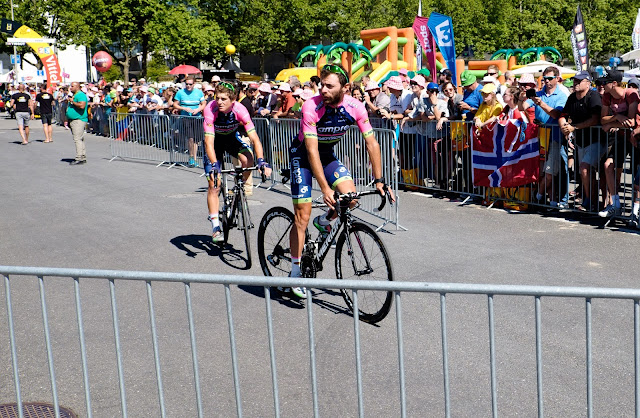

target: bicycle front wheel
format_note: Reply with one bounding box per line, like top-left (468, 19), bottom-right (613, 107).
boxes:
top-left (238, 190), bottom-right (252, 268)
top-left (335, 222), bottom-right (393, 324)
top-left (258, 207), bottom-right (295, 277)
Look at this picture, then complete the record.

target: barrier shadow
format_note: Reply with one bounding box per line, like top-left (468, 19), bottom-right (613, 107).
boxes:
top-left (238, 285), bottom-right (375, 324)
top-left (170, 234), bottom-right (251, 270)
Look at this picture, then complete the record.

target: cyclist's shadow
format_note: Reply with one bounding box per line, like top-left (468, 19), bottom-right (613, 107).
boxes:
top-left (170, 234), bottom-right (251, 270)
top-left (239, 285), bottom-right (362, 320)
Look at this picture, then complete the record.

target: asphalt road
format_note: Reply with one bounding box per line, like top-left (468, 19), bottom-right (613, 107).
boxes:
top-left (1, 116), bottom-right (639, 417)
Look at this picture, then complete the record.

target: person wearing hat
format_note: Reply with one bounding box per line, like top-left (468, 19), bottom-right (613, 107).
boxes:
top-left (204, 84), bottom-right (216, 103)
top-left (363, 80), bottom-right (390, 118)
top-left (257, 82), bottom-right (277, 116)
top-left (596, 69), bottom-right (639, 218)
top-left (273, 82), bottom-right (295, 118)
top-left (173, 76), bottom-right (206, 167)
top-left (144, 86), bottom-right (164, 114)
top-left (285, 63), bottom-right (395, 295)
top-left (556, 71), bottom-right (602, 212)
top-left (418, 80), bottom-right (452, 189)
top-left (526, 66), bottom-right (568, 208)
top-left (628, 78), bottom-right (640, 91)
top-left (459, 70), bottom-right (483, 119)
top-left (473, 83), bottom-right (503, 130)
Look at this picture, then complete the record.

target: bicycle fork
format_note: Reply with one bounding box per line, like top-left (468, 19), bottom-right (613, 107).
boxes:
top-left (344, 229), bottom-right (374, 276)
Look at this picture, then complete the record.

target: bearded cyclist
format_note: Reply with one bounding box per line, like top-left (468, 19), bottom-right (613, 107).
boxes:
top-left (203, 81), bottom-right (272, 242)
top-left (288, 64), bottom-right (395, 298)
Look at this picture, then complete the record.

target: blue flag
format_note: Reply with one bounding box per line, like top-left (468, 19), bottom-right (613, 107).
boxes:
top-left (427, 12), bottom-right (457, 85)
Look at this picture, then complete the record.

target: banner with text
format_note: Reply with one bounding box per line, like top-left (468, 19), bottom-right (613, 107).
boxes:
top-left (412, 16), bottom-right (437, 77)
top-left (570, 5), bottom-right (589, 72)
top-left (427, 13), bottom-right (457, 85)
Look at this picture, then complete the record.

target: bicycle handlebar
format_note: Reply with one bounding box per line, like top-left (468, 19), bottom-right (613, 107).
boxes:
top-left (333, 187), bottom-right (392, 212)
top-left (219, 165), bottom-right (267, 182)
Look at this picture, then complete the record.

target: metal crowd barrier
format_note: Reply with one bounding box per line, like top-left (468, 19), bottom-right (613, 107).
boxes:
top-left (3, 265), bottom-right (640, 417)
top-left (108, 113), bottom-right (174, 167)
top-left (388, 118), bottom-right (639, 220)
top-left (254, 118), bottom-right (401, 229)
top-left (107, 113), bottom-right (401, 229)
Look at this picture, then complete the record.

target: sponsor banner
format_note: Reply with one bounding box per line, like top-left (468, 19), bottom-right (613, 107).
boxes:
top-left (427, 13), bottom-right (457, 85)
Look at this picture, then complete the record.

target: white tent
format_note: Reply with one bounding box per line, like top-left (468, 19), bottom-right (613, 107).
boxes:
top-left (511, 60), bottom-right (577, 77)
top-left (624, 67), bottom-right (640, 78)
top-left (622, 49), bottom-right (640, 62)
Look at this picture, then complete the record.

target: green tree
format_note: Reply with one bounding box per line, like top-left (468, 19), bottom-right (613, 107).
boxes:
top-left (145, 55), bottom-right (170, 82)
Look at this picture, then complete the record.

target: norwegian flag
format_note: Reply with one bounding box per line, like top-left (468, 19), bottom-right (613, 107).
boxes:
top-left (472, 118), bottom-right (539, 188)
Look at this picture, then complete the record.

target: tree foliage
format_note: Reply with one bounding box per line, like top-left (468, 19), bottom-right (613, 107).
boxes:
top-left (2, 0), bottom-right (639, 78)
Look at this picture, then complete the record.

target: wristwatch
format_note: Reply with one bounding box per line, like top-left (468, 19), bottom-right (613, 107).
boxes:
top-left (374, 177), bottom-right (385, 184)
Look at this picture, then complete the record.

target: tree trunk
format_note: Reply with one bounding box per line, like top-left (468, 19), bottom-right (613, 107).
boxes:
top-left (259, 51), bottom-right (265, 79)
top-left (141, 34), bottom-right (149, 78)
top-left (122, 50), bottom-right (130, 83)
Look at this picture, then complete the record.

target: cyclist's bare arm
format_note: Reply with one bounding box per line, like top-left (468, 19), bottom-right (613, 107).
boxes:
top-left (364, 132), bottom-right (395, 202)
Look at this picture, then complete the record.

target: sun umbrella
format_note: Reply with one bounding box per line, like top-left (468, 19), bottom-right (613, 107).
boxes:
top-left (511, 60), bottom-right (576, 77)
top-left (169, 64), bottom-right (202, 75)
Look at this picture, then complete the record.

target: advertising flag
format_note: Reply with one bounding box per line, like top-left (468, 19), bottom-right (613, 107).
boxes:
top-left (633, 8), bottom-right (640, 64)
top-left (413, 16), bottom-right (436, 76)
top-left (570, 5), bottom-right (589, 71)
top-left (427, 13), bottom-right (457, 85)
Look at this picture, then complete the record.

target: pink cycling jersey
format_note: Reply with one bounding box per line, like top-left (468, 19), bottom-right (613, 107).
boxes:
top-left (203, 101), bottom-right (256, 138)
top-left (299, 95), bottom-right (374, 150)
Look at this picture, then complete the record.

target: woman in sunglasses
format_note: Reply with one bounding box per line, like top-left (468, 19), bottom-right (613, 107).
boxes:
top-left (202, 82), bottom-right (272, 242)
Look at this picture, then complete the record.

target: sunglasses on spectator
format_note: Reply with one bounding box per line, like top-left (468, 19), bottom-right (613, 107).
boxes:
top-left (185, 83), bottom-right (194, 86)
top-left (323, 64), bottom-right (348, 79)
top-left (428, 89), bottom-right (439, 93)
top-left (409, 81), bottom-right (419, 86)
top-left (543, 76), bottom-right (556, 81)
top-left (486, 72), bottom-right (497, 76)
top-left (219, 81), bottom-right (235, 92)
top-left (444, 87), bottom-right (455, 92)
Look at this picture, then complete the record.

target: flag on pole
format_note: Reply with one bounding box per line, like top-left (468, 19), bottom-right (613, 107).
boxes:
top-left (427, 13), bottom-right (457, 85)
top-left (570, 5), bottom-right (589, 72)
top-left (416, 0), bottom-right (422, 70)
top-left (413, 16), bottom-right (436, 76)
top-left (633, 8), bottom-right (640, 64)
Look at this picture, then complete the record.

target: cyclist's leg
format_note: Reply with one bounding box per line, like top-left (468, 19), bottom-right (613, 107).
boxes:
top-left (205, 148), bottom-right (223, 240)
top-left (321, 158), bottom-right (356, 222)
top-left (289, 141), bottom-right (313, 279)
top-left (235, 134), bottom-right (254, 183)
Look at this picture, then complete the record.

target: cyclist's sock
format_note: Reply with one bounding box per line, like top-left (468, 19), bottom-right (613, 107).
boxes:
top-left (208, 214), bottom-right (220, 230)
top-left (634, 202), bottom-right (640, 216)
top-left (291, 257), bottom-right (301, 277)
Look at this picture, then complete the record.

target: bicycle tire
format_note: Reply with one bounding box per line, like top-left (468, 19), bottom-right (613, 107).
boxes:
top-left (335, 222), bottom-right (393, 324)
top-left (257, 207), bottom-right (295, 277)
top-left (238, 189), bottom-right (252, 268)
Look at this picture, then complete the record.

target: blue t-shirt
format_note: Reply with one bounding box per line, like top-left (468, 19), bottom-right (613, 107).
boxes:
top-left (174, 88), bottom-right (205, 116)
top-left (526, 87), bottom-right (567, 142)
top-left (462, 85), bottom-right (483, 119)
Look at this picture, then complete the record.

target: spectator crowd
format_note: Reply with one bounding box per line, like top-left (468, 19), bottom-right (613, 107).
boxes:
top-left (9, 63), bottom-right (640, 223)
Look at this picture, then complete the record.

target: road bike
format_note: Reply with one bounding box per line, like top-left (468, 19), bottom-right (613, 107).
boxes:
top-left (257, 170), bottom-right (394, 323)
top-left (216, 165), bottom-right (265, 268)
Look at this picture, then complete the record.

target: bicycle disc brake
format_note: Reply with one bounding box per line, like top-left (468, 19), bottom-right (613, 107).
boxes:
top-left (300, 254), bottom-right (317, 278)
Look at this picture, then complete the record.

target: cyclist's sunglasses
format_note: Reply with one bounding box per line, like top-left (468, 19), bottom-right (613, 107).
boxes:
top-left (219, 81), bottom-right (235, 92)
top-left (323, 64), bottom-right (348, 79)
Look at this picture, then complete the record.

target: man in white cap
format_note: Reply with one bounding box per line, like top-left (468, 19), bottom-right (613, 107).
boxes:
top-left (273, 82), bottom-right (294, 118)
top-left (257, 82), bottom-right (277, 116)
top-left (363, 80), bottom-right (389, 118)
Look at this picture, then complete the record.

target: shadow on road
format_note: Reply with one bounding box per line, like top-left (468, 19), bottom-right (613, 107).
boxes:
top-left (170, 234), bottom-right (251, 270)
top-left (238, 284), bottom-right (367, 322)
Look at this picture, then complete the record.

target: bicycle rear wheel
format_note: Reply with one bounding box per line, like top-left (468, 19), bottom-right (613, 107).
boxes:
top-left (238, 189), bottom-right (252, 268)
top-left (335, 222), bottom-right (393, 324)
top-left (258, 207), bottom-right (295, 277)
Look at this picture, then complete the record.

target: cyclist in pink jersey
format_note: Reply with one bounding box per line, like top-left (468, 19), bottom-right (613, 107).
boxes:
top-left (203, 81), bottom-right (271, 242)
top-left (287, 64), bottom-right (395, 297)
